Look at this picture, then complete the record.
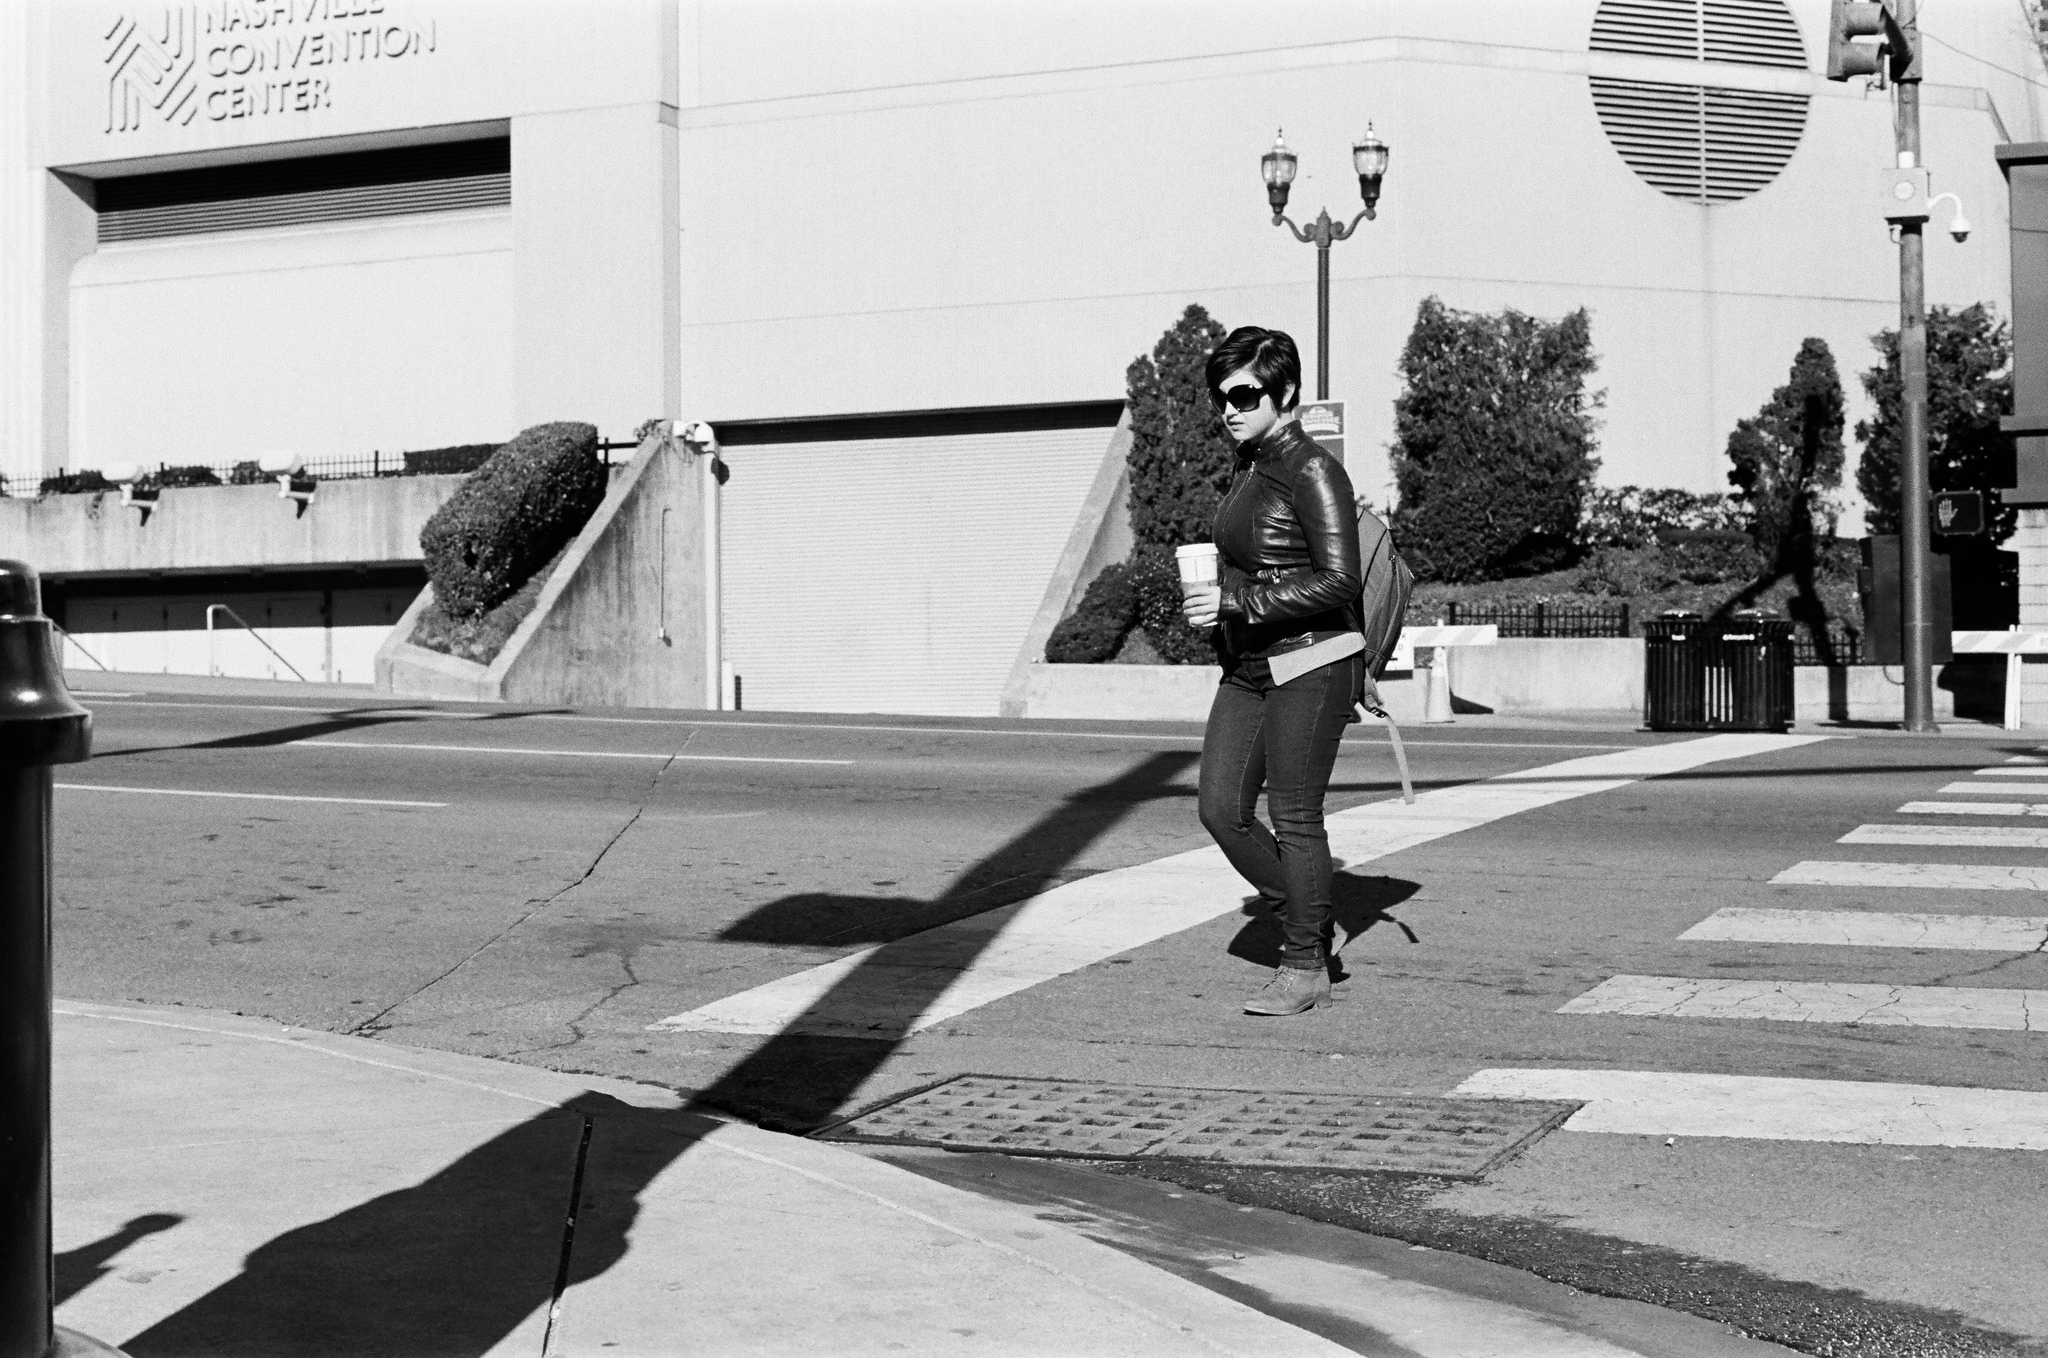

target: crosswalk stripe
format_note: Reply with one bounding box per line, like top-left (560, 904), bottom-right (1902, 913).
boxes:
top-left (1454, 1069), bottom-right (2048, 1149)
top-left (654, 732), bottom-right (1825, 1037)
top-left (1680, 906), bottom-right (2048, 951)
top-left (1773, 860), bottom-right (2048, 890)
top-left (1936, 781), bottom-right (2048, 795)
top-left (1841, 823), bottom-right (2048, 848)
top-left (1971, 767), bottom-right (2048, 778)
top-left (1560, 974), bottom-right (2048, 1031)
top-left (1898, 801), bottom-right (2048, 817)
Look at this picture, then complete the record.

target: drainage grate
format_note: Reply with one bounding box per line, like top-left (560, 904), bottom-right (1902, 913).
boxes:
top-left (819, 1076), bottom-right (1578, 1179)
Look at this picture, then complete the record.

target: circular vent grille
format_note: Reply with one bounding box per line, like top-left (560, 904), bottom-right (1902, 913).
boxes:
top-left (1589, 0), bottom-right (1810, 205)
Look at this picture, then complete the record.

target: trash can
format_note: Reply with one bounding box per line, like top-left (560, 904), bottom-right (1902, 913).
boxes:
top-left (1644, 610), bottom-right (1793, 732)
top-left (1643, 611), bottom-right (1707, 730)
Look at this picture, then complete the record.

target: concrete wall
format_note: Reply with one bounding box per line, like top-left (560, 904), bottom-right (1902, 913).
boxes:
top-left (378, 431), bottom-right (710, 708)
top-left (0, 474), bottom-right (464, 576)
top-left (69, 211), bottom-right (514, 468)
top-left (1449, 638), bottom-right (1645, 714)
top-left (999, 410), bottom-right (1134, 717)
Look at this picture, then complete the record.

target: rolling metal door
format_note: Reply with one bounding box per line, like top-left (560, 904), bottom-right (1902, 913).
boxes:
top-left (721, 426), bottom-right (1112, 715)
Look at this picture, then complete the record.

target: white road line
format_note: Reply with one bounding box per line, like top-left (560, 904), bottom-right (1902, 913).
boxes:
top-left (654, 732), bottom-right (1824, 1038)
top-left (2005, 755), bottom-right (2048, 764)
top-left (1971, 767), bottom-right (2048, 777)
top-left (1559, 975), bottom-right (2048, 1031)
top-left (1773, 860), bottom-right (2048, 890)
top-left (55, 783), bottom-right (444, 809)
top-left (1841, 823), bottom-right (2048, 848)
top-left (1936, 781), bottom-right (2048, 796)
top-left (1455, 1069), bottom-right (2048, 1150)
top-left (1900, 801), bottom-right (2048, 817)
top-left (1679, 907), bottom-right (2048, 951)
top-left (289, 739), bottom-right (852, 766)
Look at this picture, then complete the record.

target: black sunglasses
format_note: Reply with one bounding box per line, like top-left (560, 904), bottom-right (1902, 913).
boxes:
top-left (1211, 382), bottom-right (1270, 412)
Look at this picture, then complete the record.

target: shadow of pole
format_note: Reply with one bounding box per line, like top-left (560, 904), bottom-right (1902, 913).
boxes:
top-left (695, 750), bottom-right (1199, 1129)
top-left (119, 751), bottom-right (1199, 1356)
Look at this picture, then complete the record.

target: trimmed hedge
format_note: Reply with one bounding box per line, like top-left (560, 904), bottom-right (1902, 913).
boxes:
top-left (1128, 545), bottom-right (1216, 663)
top-left (1045, 561), bottom-right (1140, 663)
top-left (39, 470), bottom-right (112, 495)
top-left (419, 422), bottom-right (606, 618)
top-left (150, 464), bottom-right (221, 489)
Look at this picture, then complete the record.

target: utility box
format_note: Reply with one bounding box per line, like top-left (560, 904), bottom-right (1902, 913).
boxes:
top-left (1859, 535), bottom-right (1954, 665)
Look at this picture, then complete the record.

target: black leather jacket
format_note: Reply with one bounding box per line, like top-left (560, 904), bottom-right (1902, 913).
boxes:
top-left (1214, 420), bottom-right (1361, 661)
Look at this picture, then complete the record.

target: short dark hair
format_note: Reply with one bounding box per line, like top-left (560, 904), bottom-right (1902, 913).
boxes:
top-left (1205, 327), bottom-right (1301, 411)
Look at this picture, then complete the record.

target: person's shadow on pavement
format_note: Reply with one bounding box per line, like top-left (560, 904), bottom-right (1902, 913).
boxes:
top-left (124, 1094), bottom-right (708, 1358)
top-left (55, 1214), bottom-right (182, 1305)
top-left (1226, 873), bottom-right (1420, 982)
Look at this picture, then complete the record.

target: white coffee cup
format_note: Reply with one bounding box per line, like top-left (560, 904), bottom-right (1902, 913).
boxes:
top-left (1174, 543), bottom-right (1219, 595)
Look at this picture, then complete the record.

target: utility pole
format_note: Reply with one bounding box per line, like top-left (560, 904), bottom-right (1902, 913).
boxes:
top-left (1828, 0), bottom-right (1937, 731)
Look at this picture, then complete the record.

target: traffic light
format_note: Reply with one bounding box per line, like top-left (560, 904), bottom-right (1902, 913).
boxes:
top-left (1826, 0), bottom-right (1918, 84)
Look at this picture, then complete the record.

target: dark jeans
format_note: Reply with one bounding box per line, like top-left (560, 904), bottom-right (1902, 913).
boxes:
top-left (1198, 653), bottom-right (1360, 970)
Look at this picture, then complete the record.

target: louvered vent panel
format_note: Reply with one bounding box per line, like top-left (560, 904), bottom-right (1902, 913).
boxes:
top-left (1591, 77), bottom-right (1807, 203)
top-left (1588, 0), bottom-right (1808, 205)
top-left (1590, 0), bottom-right (1701, 59)
top-left (1702, 0), bottom-right (1808, 67)
top-left (95, 138), bottom-right (510, 243)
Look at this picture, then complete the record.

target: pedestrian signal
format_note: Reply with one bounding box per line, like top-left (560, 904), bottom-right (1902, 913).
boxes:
top-left (1931, 490), bottom-right (1986, 536)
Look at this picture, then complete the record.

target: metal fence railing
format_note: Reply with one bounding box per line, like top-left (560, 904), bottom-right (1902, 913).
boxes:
top-left (1411, 600), bottom-right (1632, 639)
top-left (1790, 627), bottom-right (1863, 668)
top-left (15, 436), bottom-right (647, 497)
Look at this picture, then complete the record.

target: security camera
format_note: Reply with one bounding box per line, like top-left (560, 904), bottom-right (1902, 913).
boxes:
top-left (680, 420), bottom-right (719, 453)
top-left (257, 451), bottom-right (304, 476)
top-left (1949, 212), bottom-right (1971, 243)
top-left (101, 462), bottom-right (142, 486)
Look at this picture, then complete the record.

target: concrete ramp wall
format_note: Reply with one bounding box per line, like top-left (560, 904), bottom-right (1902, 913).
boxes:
top-left (377, 432), bottom-right (711, 708)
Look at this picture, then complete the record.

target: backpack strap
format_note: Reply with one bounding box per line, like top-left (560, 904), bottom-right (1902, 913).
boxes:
top-left (1353, 701), bottom-right (1416, 805)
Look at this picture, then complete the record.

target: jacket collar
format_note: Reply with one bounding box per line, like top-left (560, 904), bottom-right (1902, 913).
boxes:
top-left (1241, 418), bottom-right (1313, 464)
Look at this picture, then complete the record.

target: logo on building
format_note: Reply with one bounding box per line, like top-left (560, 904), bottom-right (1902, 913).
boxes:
top-left (106, 8), bottom-right (201, 133)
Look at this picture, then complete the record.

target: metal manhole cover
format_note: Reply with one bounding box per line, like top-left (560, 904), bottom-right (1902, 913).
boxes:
top-left (818, 1076), bottom-right (1578, 1179)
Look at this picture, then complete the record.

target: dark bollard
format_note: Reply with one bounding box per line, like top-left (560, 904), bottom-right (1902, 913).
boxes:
top-left (0, 561), bottom-right (122, 1358)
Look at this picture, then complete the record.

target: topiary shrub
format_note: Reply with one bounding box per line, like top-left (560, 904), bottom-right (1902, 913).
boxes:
top-left (228, 461), bottom-right (269, 485)
top-left (419, 422), bottom-right (606, 619)
top-left (1045, 561), bottom-right (1141, 663)
top-left (1389, 296), bottom-right (1602, 582)
top-left (1129, 544), bottom-right (1217, 664)
top-left (405, 443), bottom-right (501, 476)
top-left (1125, 304), bottom-right (1235, 549)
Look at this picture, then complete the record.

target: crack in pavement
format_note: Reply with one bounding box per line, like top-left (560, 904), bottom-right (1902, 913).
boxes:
top-left (345, 734), bottom-right (698, 1036)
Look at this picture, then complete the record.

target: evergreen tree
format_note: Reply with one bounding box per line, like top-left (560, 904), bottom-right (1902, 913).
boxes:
top-left (1124, 303), bottom-right (1235, 547)
top-left (1389, 297), bottom-right (1602, 581)
top-left (1725, 337), bottom-right (1844, 568)
top-left (1854, 303), bottom-right (2014, 540)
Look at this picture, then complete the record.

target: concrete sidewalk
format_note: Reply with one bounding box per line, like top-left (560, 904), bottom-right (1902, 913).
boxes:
top-left (50, 1000), bottom-right (1781, 1358)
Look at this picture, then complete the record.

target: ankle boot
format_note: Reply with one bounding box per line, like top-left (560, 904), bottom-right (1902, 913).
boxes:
top-left (1243, 966), bottom-right (1330, 1016)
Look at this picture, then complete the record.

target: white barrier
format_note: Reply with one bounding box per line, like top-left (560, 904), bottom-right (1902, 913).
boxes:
top-left (1949, 630), bottom-right (2048, 730)
top-left (1395, 624), bottom-right (1499, 723)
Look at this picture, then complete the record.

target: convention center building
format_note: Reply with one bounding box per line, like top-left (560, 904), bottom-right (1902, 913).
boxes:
top-left (2, 0), bottom-right (2044, 713)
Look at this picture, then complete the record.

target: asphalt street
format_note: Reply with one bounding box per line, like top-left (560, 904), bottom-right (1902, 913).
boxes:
top-left (48, 673), bottom-right (2048, 1355)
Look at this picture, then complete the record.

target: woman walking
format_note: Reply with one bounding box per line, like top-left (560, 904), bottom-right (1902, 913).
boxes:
top-left (1181, 326), bottom-right (1363, 1016)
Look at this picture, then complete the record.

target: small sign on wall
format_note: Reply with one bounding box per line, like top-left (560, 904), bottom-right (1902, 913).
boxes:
top-left (1298, 400), bottom-right (1345, 462)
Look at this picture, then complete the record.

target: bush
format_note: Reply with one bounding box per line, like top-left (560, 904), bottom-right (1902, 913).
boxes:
top-left (1129, 545), bottom-right (1216, 664)
top-left (419, 422), bottom-right (606, 618)
top-left (228, 461), bottom-right (269, 486)
top-left (1578, 485), bottom-right (1748, 550)
top-left (39, 470), bottom-right (112, 495)
top-left (1389, 296), bottom-right (1603, 582)
top-left (405, 443), bottom-right (501, 476)
top-left (1125, 304), bottom-right (1235, 548)
top-left (1725, 337), bottom-right (1844, 566)
top-left (149, 464), bottom-right (221, 489)
top-left (1045, 561), bottom-right (1141, 663)
top-left (1855, 302), bottom-right (2013, 541)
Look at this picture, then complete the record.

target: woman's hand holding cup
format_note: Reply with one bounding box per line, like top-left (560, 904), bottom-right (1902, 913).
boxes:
top-left (1174, 543), bottom-right (1222, 631)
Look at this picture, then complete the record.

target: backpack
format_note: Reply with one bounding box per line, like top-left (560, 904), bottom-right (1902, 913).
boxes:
top-left (1351, 500), bottom-right (1417, 803)
top-left (1353, 500), bottom-right (1414, 681)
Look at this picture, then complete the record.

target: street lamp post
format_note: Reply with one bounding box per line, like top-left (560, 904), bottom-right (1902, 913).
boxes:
top-left (1261, 127), bottom-right (1390, 400)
